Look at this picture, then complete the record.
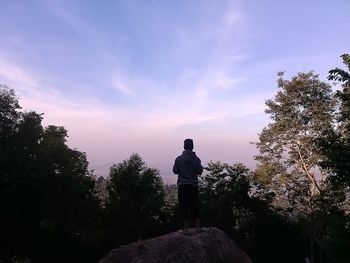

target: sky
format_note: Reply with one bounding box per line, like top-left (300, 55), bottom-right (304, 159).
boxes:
top-left (0, 0), bottom-right (349, 184)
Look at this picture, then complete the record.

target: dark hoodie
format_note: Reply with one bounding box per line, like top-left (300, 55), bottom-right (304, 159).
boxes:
top-left (173, 150), bottom-right (203, 186)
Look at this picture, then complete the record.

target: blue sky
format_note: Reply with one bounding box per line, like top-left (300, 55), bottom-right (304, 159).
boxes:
top-left (0, 0), bottom-right (349, 183)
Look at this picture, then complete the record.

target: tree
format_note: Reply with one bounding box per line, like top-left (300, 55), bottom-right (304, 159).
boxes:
top-left (200, 161), bottom-right (251, 237)
top-left (324, 53), bottom-right (350, 187)
top-left (0, 86), bottom-right (103, 263)
top-left (0, 85), bottom-right (20, 137)
top-left (254, 72), bottom-right (336, 263)
top-left (328, 53), bottom-right (350, 90)
top-left (255, 71), bottom-right (334, 203)
top-left (105, 153), bottom-right (165, 246)
top-left (200, 161), bottom-right (307, 263)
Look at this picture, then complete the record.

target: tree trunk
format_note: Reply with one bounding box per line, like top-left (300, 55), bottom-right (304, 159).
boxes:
top-left (294, 144), bottom-right (320, 197)
top-left (310, 236), bottom-right (314, 263)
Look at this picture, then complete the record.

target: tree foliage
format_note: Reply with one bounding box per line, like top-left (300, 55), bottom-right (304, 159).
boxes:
top-left (2, 53), bottom-right (350, 263)
top-left (200, 161), bottom-right (307, 263)
top-left (0, 86), bottom-right (103, 263)
top-left (255, 71), bottom-right (334, 204)
top-left (105, 153), bottom-right (165, 245)
top-left (324, 54), bottom-right (350, 188)
top-left (200, 161), bottom-right (251, 235)
top-left (254, 71), bottom-right (350, 263)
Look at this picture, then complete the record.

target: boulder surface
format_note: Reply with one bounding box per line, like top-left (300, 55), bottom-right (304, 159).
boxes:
top-left (99, 227), bottom-right (253, 263)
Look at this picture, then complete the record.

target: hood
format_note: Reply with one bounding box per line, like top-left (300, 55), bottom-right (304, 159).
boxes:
top-left (181, 150), bottom-right (197, 163)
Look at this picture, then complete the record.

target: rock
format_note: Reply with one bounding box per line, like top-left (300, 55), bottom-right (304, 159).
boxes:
top-left (99, 227), bottom-right (253, 263)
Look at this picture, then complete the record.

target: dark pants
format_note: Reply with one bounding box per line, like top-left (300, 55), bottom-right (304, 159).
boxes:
top-left (178, 184), bottom-right (200, 220)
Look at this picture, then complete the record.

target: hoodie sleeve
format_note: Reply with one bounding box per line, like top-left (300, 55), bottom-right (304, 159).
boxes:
top-left (173, 157), bottom-right (179, 174)
top-left (197, 158), bottom-right (203, 175)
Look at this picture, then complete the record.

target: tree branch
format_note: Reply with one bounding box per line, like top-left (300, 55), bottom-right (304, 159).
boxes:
top-left (294, 143), bottom-right (321, 197)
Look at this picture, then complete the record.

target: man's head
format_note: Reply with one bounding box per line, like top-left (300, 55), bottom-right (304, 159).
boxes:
top-left (184, 138), bottom-right (194, 151)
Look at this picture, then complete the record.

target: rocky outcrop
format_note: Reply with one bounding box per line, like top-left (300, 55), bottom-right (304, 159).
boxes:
top-left (99, 227), bottom-right (253, 263)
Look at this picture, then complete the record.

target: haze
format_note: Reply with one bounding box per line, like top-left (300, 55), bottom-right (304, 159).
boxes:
top-left (0, 0), bottom-right (349, 183)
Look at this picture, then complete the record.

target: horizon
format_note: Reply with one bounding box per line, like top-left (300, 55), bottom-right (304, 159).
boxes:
top-left (1, 0), bottom-right (349, 184)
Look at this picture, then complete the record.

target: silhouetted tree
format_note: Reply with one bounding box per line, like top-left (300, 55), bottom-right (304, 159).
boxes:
top-left (0, 86), bottom-right (103, 263)
top-left (200, 161), bottom-right (307, 263)
top-left (323, 54), bottom-right (350, 188)
top-left (159, 184), bottom-right (179, 233)
top-left (254, 71), bottom-right (350, 263)
top-left (200, 161), bottom-right (251, 236)
top-left (105, 153), bottom-right (165, 246)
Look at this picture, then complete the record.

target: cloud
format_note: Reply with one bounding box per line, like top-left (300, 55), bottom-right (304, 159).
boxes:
top-left (0, 60), bottom-right (38, 90)
top-left (0, 0), bottom-right (266, 178)
top-left (44, 0), bottom-right (91, 35)
top-left (41, 0), bottom-right (257, 128)
top-left (1, 1), bottom-right (262, 133)
top-left (111, 76), bottom-right (135, 96)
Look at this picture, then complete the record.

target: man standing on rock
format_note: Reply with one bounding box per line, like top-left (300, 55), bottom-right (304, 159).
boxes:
top-left (173, 138), bottom-right (203, 234)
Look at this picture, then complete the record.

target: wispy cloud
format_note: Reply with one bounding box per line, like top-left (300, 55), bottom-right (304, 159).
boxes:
top-left (0, 56), bottom-right (266, 138)
top-left (0, 60), bottom-right (38, 90)
top-left (44, 0), bottom-right (92, 36)
top-left (111, 76), bottom-right (135, 96)
top-left (0, 0), bottom-right (266, 177)
top-left (42, 0), bottom-right (258, 127)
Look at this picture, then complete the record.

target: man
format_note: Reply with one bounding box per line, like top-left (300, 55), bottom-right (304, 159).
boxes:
top-left (173, 138), bottom-right (203, 234)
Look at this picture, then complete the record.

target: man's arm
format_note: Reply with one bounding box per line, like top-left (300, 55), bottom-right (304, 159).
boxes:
top-left (197, 158), bottom-right (203, 175)
top-left (173, 158), bottom-right (179, 174)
